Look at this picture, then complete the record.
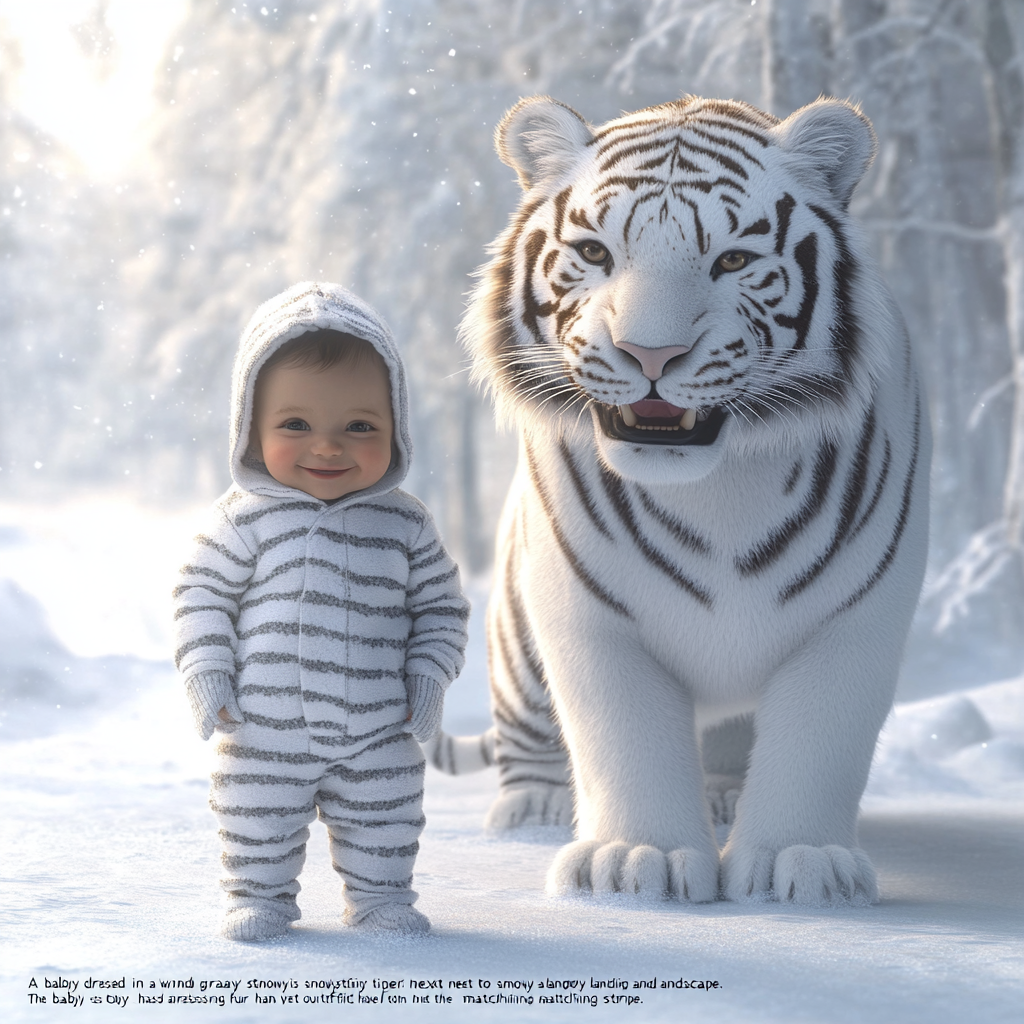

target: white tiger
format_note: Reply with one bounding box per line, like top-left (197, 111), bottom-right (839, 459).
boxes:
top-left (431, 95), bottom-right (929, 905)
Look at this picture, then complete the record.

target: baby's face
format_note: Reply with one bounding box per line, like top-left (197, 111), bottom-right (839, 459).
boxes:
top-left (253, 357), bottom-right (394, 501)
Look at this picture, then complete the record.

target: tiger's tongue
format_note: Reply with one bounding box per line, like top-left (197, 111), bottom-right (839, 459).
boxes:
top-left (631, 399), bottom-right (684, 419)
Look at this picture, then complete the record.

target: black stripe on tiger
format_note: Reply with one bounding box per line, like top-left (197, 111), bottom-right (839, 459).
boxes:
top-left (772, 233), bottom-right (818, 350)
top-left (779, 409), bottom-right (876, 603)
top-left (666, 195), bottom-right (710, 255)
top-left (622, 189), bottom-right (672, 247)
top-left (679, 141), bottom-right (751, 179)
top-left (849, 436), bottom-right (892, 541)
top-left (838, 396), bottom-right (923, 611)
top-left (739, 218), bottom-right (771, 238)
top-left (484, 195), bottom-right (545, 397)
top-left (749, 271), bottom-right (780, 291)
top-left (524, 441), bottom-right (632, 618)
top-left (552, 187), bottom-right (573, 242)
top-left (686, 126), bottom-right (766, 168)
top-left (522, 229), bottom-right (559, 344)
top-left (490, 685), bottom-right (557, 749)
top-left (672, 175), bottom-right (748, 196)
top-left (749, 317), bottom-right (775, 349)
top-left (808, 202), bottom-right (861, 384)
top-left (598, 136), bottom-right (701, 175)
top-left (736, 441), bottom-right (839, 575)
top-left (503, 545), bottom-right (548, 691)
top-left (774, 194), bottom-right (796, 254)
top-left (496, 769), bottom-right (569, 790)
top-left (634, 486), bottom-right (711, 556)
top-left (558, 439), bottom-right (614, 539)
top-left (689, 99), bottom-right (778, 130)
top-left (691, 116), bottom-right (772, 149)
top-left (493, 612), bottom-right (549, 717)
top-left (568, 207), bottom-right (597, 232)
top-left (491, 545), bottom-right (551, 718)
top-left (477, 733), bottom-right (495, 767)
top-left (429, 736), bottom-right (455, 774)
top-left (598, 467), bottom-right (713, 606)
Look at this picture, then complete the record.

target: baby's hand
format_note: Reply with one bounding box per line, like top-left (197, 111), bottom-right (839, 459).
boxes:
top-left (216, 692), bottom-right (244, 733)
top-left (185, 671), bottom-right (243, 740)
top-left (404, 674), bottom-right (443, 742)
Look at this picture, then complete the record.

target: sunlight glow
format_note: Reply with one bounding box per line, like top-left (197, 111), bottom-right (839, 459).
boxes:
top-left (0, 0), bottom-right (186, 176)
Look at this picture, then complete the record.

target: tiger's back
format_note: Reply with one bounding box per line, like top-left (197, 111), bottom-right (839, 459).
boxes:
top-left (452, 94), bottom-right (929, 905)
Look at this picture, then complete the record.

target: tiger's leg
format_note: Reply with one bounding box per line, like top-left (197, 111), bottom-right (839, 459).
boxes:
top-left (484, 532), bottom-right (573, 829)
top-left (539, 621), bottom-right (719, 902)
top-left (720, 603), bottom-right (905, 906)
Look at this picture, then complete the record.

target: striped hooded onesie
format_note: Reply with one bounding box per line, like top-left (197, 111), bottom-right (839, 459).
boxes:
top-left (173, 282), bottom-right (469, 928)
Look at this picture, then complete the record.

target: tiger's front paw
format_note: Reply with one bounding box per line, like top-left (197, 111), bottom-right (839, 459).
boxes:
top-left (484, 784), bottom-right (574, 829)
top-left (546, 840), bottom-right (718, 902)
top-left (721, 843), bottom-right (878, 906)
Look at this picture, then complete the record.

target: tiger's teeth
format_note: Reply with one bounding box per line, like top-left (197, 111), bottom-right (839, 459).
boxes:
top-left (618, 404), bottom-right (701, 430)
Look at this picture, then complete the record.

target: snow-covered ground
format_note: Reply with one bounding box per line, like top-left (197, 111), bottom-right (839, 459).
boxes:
top-left (1, 498), bottom-right (1022, 1024)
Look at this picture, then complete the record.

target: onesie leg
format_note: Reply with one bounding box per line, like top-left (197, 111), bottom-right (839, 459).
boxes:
top-left (210, 738), bottom-right (323, 934)
top-left (317, 731), bottom-right (428, 929)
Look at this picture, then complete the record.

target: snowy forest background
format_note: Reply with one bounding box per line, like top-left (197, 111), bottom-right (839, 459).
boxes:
top-left (2, 0), bottom-right (1024, 698)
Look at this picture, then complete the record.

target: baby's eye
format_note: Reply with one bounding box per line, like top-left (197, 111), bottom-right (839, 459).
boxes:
top-left (347, 421), bottom-right (374, 433)
top-left (282, 419), bottom-right (310, 431)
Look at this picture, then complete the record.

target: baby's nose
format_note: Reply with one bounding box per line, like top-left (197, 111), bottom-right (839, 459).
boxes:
top-left (310, 433), bottom-right (345, 455)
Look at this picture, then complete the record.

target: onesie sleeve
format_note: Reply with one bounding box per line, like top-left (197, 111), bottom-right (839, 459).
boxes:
top-left (403, 511), bottom-right (470, 692)
top-left (172, 507), bottom-right (257, 681)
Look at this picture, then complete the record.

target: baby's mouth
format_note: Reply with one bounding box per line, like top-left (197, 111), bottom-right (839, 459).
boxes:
top-left (594, 400), bottom-right (726, 446)
top-left (302, 466), bottom-right (350, 478)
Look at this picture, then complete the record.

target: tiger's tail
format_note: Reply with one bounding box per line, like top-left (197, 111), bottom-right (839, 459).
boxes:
top-left (422, 727), bottom-right (497, 775)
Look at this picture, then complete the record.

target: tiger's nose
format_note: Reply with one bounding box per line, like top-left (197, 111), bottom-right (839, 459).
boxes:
top-left (613, 340), bottom-right (692, 381)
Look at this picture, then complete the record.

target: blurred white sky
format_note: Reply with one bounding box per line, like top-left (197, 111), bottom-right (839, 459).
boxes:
top-left (0, 0), bottom-right (186, 176)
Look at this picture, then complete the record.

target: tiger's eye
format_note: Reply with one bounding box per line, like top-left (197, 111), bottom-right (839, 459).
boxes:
top-left (717, 251), bottom-right (749, 272)
top-left (577, 240), bottom-right (610, 265)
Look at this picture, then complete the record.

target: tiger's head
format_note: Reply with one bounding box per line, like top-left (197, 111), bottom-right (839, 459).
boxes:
top-left (463, 95), bottom-right (896, 484)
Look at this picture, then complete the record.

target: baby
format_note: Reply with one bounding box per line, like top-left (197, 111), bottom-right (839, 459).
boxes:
top-left (173, 282), bottom-right (469, 941)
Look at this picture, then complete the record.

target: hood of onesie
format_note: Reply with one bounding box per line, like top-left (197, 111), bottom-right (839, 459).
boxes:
top-left (229, 281), bottom-right (412, 502)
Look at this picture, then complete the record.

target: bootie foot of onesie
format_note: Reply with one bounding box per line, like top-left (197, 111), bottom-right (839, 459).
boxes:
top-left (221, 905), bottom-right (292, 942)
top-left (348, 904), bottom-right (431, 935)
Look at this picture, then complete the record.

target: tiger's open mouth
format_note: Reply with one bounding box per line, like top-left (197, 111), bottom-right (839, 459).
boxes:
top-left (595, 399), bottom-right (726, 446)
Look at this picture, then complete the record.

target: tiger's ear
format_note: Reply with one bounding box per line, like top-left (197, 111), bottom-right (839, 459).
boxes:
top-left (771, 98), bottom-right (877, 208)
top-left (496, 96), bottom-right (593, 190)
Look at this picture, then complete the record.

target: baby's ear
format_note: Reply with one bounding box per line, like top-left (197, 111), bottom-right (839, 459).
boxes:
top-left (495, 96), bottom-right (593, 190)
